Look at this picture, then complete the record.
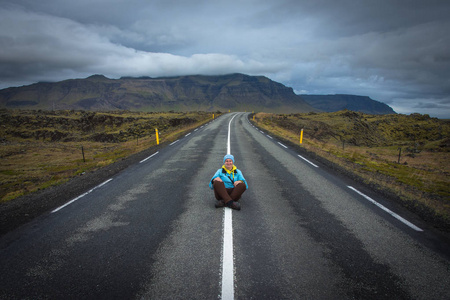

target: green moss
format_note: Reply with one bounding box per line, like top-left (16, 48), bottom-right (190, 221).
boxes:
top-left (0, 170), bottom-right (22, 176)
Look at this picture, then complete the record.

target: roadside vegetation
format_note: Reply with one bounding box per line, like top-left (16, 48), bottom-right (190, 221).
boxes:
top-left (252, 110), bottom-right (450, 230)
top-left (0, 109), bottom-right (216, 203)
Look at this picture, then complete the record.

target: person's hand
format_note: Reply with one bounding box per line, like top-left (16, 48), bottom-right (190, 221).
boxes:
top-left (234, 180), bottom-right (242, 186)
top-left (214, 178), bottom-right (223, 183)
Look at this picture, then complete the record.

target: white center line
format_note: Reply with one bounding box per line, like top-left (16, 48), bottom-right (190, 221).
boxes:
top-left (221, 113), bottom-right (238, 300)
top-left (347, 186), bottom-right (423, 232)
top-left (221, 208), bottom-right (234, 300)
top-left (227, 114), bottom-right (238, 155)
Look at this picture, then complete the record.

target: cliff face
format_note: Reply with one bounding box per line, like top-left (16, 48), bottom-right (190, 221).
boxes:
top-left (301, 94), bottom-right (396, 115)
top-left (0, 74), bottom-right (315, 113)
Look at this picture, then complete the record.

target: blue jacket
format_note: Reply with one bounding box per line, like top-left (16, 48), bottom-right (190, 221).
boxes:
top-left (209, 166), bottom-right (248, 189)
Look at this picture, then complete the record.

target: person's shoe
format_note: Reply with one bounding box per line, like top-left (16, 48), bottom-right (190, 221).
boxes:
top-left (226, 200), bottom-right (241, 211)
top-left (215, 200), bottom-right (225, 208)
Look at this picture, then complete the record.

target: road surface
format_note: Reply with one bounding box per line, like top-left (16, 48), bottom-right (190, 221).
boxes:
top-left (1, 112), bottom-right (449, 299)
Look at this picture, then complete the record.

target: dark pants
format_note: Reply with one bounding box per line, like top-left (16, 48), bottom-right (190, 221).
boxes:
top-left (213, 181), bottom-right (246, 204)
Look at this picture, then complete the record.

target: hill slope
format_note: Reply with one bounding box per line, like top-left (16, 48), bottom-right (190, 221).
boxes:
top-left (0, 74), bottom-right (316, 113)
top-left (301, 94), bottom-right (396, 114)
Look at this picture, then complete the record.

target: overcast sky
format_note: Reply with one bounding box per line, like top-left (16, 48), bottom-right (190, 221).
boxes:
top-left (1, 0), bottom-right (449, 118)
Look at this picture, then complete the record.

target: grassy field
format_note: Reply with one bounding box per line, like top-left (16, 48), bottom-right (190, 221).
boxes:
top-left (0, 109), bottom-right (216, 203)
top-left (252, 111), bottom-right (450, 230)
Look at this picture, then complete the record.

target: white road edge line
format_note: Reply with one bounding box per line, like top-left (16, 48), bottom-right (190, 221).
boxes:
top-left (185, 132), bottom-right (191, 137)
top-left (297, 155), bottom-right (319, 168)
top-left (222, 113), bottom-right (238, 300)
top-left (52, 178), bottom-right (113, 213)
top-left (140, 151), bottom-right (159, 163)
top-left (347, 186), bottom-right (423, 232)
top-left (170, 140), bottom-right (179, 146)
top-left (278, 142), bottom-right (288, 148)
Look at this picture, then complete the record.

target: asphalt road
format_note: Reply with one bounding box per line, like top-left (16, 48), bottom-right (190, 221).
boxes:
top-left (1, 112), bottom-right (449, 299)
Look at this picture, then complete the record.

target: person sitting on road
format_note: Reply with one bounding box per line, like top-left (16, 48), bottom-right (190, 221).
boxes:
top-left (209, 154), bottom-right (248, 210)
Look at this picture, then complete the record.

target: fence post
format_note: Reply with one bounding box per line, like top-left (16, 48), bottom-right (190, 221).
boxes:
top-left (398, 147), bottom-right (402, 163)
top-left (81, 145), bottom-right (86, 162)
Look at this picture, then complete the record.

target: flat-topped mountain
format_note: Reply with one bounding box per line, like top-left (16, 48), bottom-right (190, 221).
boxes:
top-left (0, 74), bottom-right (396, 114)
top-left (0, 74), bottom-right (315, 113)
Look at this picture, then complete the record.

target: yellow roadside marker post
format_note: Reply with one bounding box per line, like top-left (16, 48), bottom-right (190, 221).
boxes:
top-left (155, 128), bottom-right (159, 145)
top-left (300, 128), bottom-right (304, 144)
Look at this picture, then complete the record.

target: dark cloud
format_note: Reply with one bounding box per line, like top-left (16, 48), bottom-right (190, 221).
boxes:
top-left (0, 0), bottom-right (449, 117)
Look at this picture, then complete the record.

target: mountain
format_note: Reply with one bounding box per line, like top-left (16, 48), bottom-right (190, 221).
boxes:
top-left (0, 74), bottom-right (396, 114)
top-left (0, 74), bottom-right (316, 113)
top-left (300, 94), bottom-right (396, 114)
